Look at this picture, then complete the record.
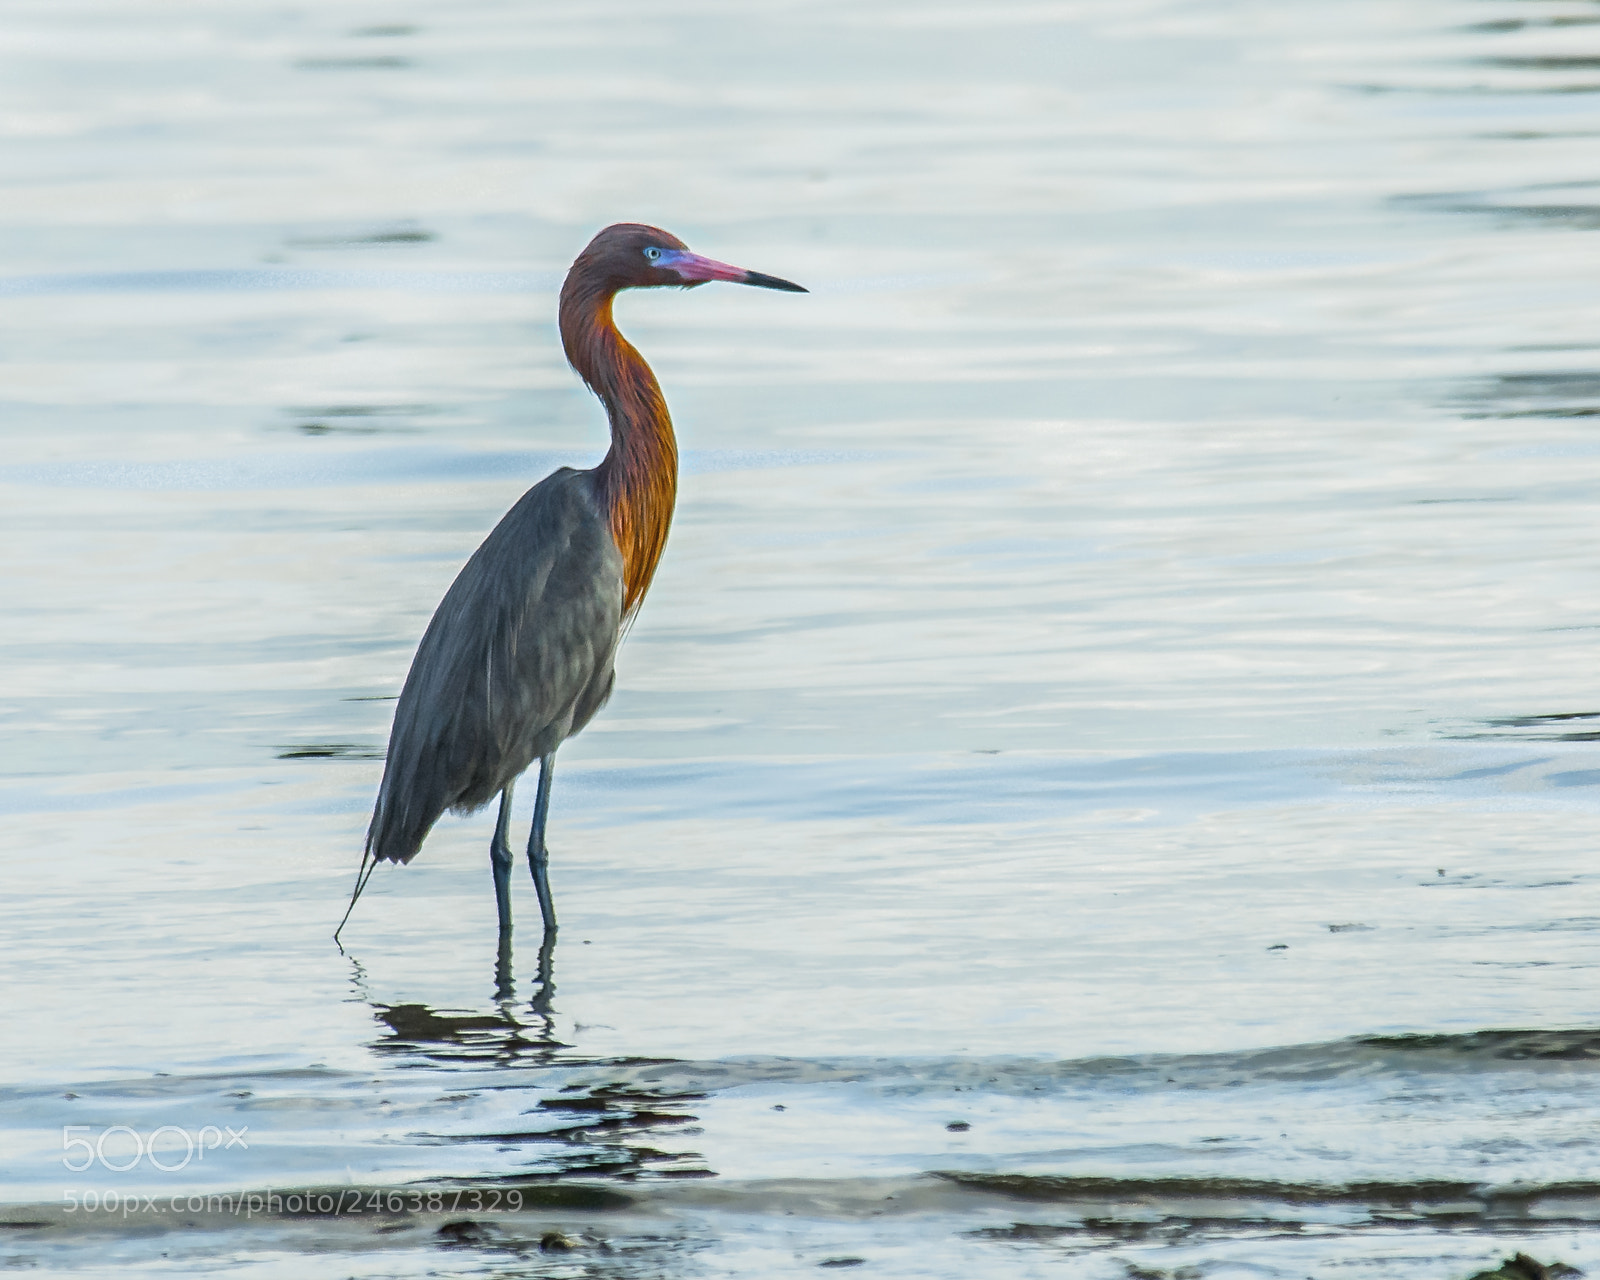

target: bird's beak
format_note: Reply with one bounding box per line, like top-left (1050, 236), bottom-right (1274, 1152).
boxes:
top-left (660, 250), bottom-right (807, 293)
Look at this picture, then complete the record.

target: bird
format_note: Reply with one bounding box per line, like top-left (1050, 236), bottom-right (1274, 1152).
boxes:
top-left (336, 223), bottom-right (805, 948)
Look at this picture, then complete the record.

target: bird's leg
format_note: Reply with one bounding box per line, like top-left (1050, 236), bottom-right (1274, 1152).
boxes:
top-left (527, 753), bottom-right (558, 936)
top-left (491, 783), bottom-right (516, 938)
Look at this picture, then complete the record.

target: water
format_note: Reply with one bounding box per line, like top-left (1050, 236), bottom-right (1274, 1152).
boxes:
top-left (4, 0), bottom-right (1600, 1274)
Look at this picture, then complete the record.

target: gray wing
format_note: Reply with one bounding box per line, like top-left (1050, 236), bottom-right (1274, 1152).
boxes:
top-left (367, 468), bottom-right (623, 864)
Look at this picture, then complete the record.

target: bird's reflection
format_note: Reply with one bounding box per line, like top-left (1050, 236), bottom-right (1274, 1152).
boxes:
top-left (346, 932), bottom-right (714, 1181)
top-left (494, 924), bottom-right (557, 1013)
top-left (359, 927), bottom-right (567, 1065)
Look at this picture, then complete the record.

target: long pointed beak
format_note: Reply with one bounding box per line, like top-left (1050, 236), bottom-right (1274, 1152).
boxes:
top-left (661, 249), bottom-right (807, 293)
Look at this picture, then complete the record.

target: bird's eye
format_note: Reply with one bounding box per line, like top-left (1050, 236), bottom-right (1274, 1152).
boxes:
top-left (643, 246), bottom-right (662, 263)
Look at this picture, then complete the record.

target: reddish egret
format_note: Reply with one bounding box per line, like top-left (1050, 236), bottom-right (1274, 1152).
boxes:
top-left (336, 224), bottom-right (805, 949)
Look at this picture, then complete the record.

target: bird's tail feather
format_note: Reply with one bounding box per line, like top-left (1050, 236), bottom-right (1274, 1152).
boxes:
top-left (364, 742), bottom-right (446, 865)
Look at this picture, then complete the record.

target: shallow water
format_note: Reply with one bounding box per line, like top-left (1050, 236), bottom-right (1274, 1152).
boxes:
top-left (5, 0), bottom-right (1600, 1274)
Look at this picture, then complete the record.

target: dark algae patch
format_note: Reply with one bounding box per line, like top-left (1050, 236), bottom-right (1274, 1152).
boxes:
top-left (281, 402), bottom-right (436, 435)
top-left (939, 1172), bottom-right (1600, 1232)
top-left (286, 229), bottom-right (437, 248)
top-left (1468, 1255), bottom-right (1584, 1280)
top-left (437, 1219), bottom-right (495, 1247)
top-left (938, 1172), bottom-right (1489, 1206)
top-left (276, 742), bottom-right (385, 760)
top-left (1357, 1028), bottom-right (1600, 1061)
top-left (1451, 371), bottom-right (1600, 420)
top-left (1460, 712), bottom-right (1600, 743)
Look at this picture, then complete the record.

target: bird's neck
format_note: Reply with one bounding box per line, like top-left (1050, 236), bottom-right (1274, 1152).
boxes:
top-left (560, 286), bottom-right (679, 618)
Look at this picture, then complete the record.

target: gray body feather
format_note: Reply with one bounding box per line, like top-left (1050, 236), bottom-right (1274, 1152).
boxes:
top-left (366, 468), bottom-right (623, 864)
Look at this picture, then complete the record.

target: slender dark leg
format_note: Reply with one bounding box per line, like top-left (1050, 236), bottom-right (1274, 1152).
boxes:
top-left (491, 783), bottom-right (516, 937)
top-left (527, 753), bottom-right (557, 935)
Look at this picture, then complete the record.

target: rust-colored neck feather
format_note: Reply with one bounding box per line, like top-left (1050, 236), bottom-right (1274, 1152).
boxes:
top-left (559, 276), bottom-right (679, 618)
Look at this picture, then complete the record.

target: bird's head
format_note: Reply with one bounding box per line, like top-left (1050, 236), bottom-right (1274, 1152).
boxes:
top-left (571, 223), bottom-right (807, 295)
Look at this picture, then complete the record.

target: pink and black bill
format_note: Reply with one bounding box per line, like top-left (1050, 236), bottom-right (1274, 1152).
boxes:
top-left (658, 249), bottom-right (807, 293)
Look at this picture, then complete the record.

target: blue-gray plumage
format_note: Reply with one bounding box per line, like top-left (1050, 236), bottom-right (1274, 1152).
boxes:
top-left (337, 223), bottom-right (805, 950)
top-left (366, 470), bottom-right (623, 929)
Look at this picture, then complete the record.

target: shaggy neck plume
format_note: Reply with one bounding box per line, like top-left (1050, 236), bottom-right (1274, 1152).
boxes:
top-left (559, 276), bottom-right (679, 618)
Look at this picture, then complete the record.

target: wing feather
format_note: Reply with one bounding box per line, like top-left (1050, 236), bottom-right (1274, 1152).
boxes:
top-left (366, 469), bottom-right (623, 864)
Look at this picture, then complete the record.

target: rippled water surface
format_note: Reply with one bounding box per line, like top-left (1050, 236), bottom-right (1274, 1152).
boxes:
top-left (5, 0), bottom-right (1600, 1275)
